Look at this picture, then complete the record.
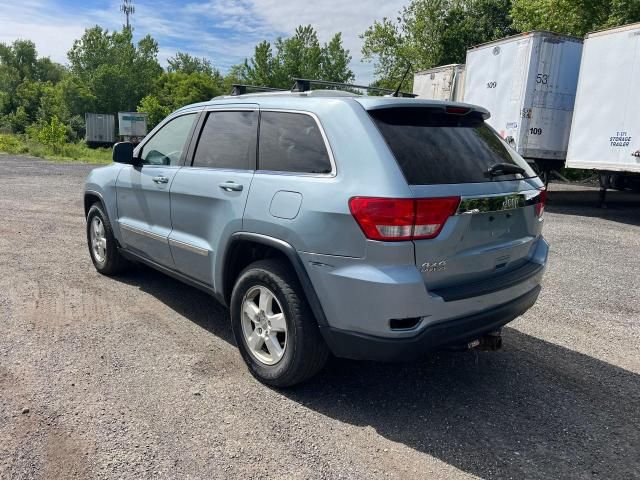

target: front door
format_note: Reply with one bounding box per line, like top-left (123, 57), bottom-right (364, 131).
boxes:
top-left (169, 108), bottom-right (258, 286)
top-left (116, 112), bottom-right (198, 267)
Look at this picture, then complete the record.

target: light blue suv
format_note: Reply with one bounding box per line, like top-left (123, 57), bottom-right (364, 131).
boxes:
top-left (84, 88), bottom-right (548, 386)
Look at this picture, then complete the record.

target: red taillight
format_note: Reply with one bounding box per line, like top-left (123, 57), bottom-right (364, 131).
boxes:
top-left (414, 197), bottom-right (461, 239)
top-left (348, 198), bottom-right (415, 241)
top-left (349, 197), bottom-right (460, 241)
top-left (535, 189), bottom-right (547, 217)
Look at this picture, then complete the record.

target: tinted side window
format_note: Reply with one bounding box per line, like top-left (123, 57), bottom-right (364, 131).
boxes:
top-left (259, 112), bottom-right (332, 174)
top-left (140, 114), bottom-right (196, 166)
top-left (192, 111), bottom-right (258, 170)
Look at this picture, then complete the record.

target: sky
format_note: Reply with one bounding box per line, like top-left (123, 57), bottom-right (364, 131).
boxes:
top-left (0, 0), bottom-right (408, 83)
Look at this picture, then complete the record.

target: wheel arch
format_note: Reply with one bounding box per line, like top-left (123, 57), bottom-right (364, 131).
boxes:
top-left (84, 190), bottom-right (106, 217)
top-left (221, 233), bottom-right (328, 327)
top-left (84, 190), bottom-right (124, 249)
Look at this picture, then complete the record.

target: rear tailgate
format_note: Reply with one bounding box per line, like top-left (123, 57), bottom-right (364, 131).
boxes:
top-left (368, 106), bottom-right (545, 296)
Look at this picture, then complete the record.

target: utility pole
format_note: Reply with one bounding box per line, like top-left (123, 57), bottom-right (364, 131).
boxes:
top-left (120, 0), bottom-right (135, 30)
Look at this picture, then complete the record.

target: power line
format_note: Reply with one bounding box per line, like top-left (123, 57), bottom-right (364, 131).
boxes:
top-left (120, 0), bottom-right (135, 29)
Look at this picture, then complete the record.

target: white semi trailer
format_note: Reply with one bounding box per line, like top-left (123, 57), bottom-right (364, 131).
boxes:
top-left (413, 64), bottom-right (465, 101)
top-left (566, 22), bottom-right (640, 199)
top-left (463, 31), bottom-right (583, 182)
top-left (118, 112), bottom-right (148, 143)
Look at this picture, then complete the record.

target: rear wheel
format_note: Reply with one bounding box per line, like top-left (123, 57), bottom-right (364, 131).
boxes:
top-left (230, 259), bottom-right (329, 387)
top-left (86, 203), bottom-right (128, 275)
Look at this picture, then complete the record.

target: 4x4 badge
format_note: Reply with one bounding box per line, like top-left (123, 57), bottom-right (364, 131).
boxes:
top-left (420, 260), bottom-right (447, 273)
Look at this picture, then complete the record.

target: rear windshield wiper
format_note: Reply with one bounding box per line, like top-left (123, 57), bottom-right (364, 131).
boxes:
top-left (486, 163), bottom-right (525, 177)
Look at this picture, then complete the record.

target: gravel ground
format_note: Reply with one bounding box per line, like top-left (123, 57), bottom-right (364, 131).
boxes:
top-left (0, 155), bottom-right (638, 479)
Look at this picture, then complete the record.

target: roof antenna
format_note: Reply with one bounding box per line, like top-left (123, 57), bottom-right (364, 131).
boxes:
top-left (393, 63), bottom-right (412, 97)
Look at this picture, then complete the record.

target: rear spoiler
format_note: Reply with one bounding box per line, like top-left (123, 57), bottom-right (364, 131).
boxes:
top-left (355, 99), bottom-right (490, 120)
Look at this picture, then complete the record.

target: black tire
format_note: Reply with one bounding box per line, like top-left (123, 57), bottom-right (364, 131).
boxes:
top-left (230, 259), bottom-right (329, 387)
top-left (86, 202), bottom-right (128, 275)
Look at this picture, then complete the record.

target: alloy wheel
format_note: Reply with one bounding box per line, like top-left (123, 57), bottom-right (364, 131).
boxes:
top-left (240, 286), bottom-right (288, 365)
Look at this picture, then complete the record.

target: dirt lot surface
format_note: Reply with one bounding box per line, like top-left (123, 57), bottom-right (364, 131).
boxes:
top-left (1, 155), bottom-right (639, 479)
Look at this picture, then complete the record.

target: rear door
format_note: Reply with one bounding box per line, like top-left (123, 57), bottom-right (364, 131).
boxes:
top-left (623, 28), bottom-right (640, 165)
top-left (116, 112), bottom-right (199, 266)
top-left (368, 107), bottom-right (544, 293)
top-left (464, 37), bottom-right (530, 151)
top-left (168, 107), bottom-right (258, 286)
top-left (520, 36), bottom-right (583, 160)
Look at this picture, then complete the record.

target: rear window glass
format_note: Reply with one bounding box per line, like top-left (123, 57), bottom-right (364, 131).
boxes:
top-left (258, 112), bottom-right (332, 174)
top-left (369, 108), bottom-right (535, 185)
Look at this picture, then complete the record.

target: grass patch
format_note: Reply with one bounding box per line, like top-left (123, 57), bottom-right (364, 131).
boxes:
top-left (0, 133), bottom-right (111, 164)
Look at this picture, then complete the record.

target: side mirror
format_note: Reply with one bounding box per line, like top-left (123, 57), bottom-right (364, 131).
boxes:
top-left (112, 142), bottom-right (139, 165)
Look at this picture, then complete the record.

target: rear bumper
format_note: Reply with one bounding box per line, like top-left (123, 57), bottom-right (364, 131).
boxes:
top-left (319, 286), bottom-right (541, 361)
top-left (301, 237), bottom-right (548, 338)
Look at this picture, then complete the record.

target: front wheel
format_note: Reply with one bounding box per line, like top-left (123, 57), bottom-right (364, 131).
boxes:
top-left (230, 259), bottom-right (329, 387)
top-left (86, 203), bottom-right (128, 275)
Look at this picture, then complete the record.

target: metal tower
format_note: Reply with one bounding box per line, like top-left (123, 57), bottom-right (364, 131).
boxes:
top-left (120, 0), bottom-right (135, 29)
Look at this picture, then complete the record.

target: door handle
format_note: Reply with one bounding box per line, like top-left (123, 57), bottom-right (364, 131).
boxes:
top-left (153, 176), bottom-right (169, 184)
top-left (219, 181), bottom-right (243, 192)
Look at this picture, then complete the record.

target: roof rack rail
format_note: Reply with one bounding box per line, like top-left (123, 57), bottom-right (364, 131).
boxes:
top-left (231, 84), bottom-right (287, 96)
top-left (292, 78), bottom-right (417, 98)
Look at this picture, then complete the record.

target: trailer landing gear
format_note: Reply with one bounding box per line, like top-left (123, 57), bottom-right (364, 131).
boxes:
top-left (530, 160), bottom-right (567, 188)
top-left (599, 172), bottom-right (609, 209)
top-left (598, 171), bottom-right (625, 208)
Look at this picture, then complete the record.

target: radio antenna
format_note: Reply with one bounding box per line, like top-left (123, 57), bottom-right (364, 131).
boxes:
top-left (393, 62), bottom-right (412, 97)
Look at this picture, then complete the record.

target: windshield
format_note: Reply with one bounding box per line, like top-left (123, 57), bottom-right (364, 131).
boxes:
top-left (369, 107), bottom-right (536, 185)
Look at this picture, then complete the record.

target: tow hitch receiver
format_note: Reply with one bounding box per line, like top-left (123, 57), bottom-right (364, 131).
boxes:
top-left (446, 330), bottom-right (503, 352)
top-left (476, 330), bottom-right (503, 351)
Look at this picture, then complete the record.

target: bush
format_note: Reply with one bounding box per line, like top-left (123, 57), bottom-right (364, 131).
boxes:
top-left (0, 134), bottom-right (29, 154)
top-left (66, 115), bottom-right (86, 141)
top-left (28, 116), bottom-right (67, 153)
top-left (0, 132), bottom-right (111, 163)
top-left (6, 107), bottom-right (30, 133)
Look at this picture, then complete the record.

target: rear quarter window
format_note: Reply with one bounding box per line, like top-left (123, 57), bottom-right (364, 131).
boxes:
top-left (369, 107), bottom-right (535, 185)
top-left (258, 112), bottom-right (332, 174)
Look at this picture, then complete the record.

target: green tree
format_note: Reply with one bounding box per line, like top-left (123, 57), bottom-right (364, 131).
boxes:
top-left (361, 0), bottom-right (517, 88)
top-left (236, 25), bottom-right (354, 88)
top-left (137, 95), bottom-right (170, 129)
top-left (0, 39), bottom-right (67, 127)
top-left (37, 82), bottom-right (69, 124)
top-left (67, 26), bottom-right (162, 114)
top-left (137, 70), bottom-right (226, 128)
top-left (321, 34), bottom-right (354, 83)
top-left (155, 71), bottom-right (225, 106)
top-left (35, 57), bottom-right (66, 84)
top-left (0, 40), bottom-right (38, 81)
top-left (15, 80), bottom-right (46, 120)
top-left (510, 0), bottom-right (640, 37)
top-left (59, 75), bottom-right (96, 118)
top-left (167, 52), bottom-right (216, 76)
